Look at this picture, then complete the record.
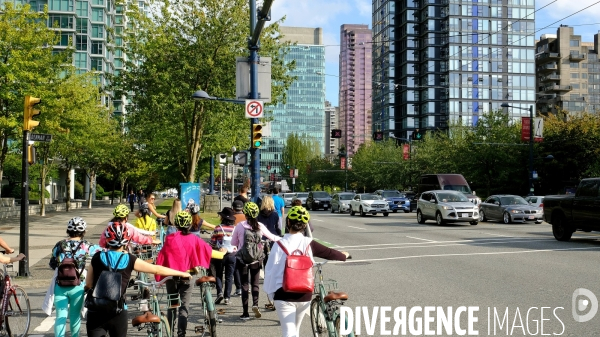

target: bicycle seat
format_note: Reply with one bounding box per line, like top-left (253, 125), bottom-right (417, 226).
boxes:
top-left (132, 312), bottom-right (160, 326)
top-left (323, 291), bottom-right (348, 303)
top-left (195, 276), bottom-right (216, 285)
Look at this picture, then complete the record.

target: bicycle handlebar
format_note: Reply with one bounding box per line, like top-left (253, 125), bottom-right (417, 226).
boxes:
top-left (135, 276), bottom-right (173, 287)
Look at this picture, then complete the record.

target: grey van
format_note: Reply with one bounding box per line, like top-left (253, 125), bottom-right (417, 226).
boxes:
top-left (417, 174), bottom-right (481, 205)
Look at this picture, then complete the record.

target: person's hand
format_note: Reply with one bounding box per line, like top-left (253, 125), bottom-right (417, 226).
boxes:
top-left (218, 247), bottom-right (227, 253)
top-left (6, 248), bottom-right (14, 255)
top-left (341, 251), bottom-right (351, 259)
top-left (14, 253), bottom-right (26, 261)
top-left (152, 239), bottom-right (162, 245)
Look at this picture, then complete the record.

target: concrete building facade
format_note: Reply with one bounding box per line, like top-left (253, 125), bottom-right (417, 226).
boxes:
top-left (324, 101), bottom-right (340, 155)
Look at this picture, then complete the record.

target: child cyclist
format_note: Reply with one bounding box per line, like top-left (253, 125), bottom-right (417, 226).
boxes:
top-left (99, 205), bottom-right (160, 248)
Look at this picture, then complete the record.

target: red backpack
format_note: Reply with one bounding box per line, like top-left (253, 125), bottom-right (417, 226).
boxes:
top-left (276, 241), bottom-right (314, 293)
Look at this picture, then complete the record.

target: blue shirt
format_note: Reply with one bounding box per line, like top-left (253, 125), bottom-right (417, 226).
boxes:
top-left (273, 195), bottom-right (285, 218)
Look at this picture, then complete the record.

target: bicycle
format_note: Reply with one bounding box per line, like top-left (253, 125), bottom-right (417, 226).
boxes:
top-left (156, 217), bottom-right (166, 252)
top-left (131, 243), bottom-right (156, 301)
top-left (0, 252), bottom-right (30, 337)
top-left (194, 268), bottom-right (219, 337)
top-left (310, 261), bottom-right (354, 337)
top-left (131, 276), bottom-right (180, 337)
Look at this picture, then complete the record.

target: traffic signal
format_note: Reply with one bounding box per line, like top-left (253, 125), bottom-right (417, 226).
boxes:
top-left (252, 124), bottom-right (263, 148)
top-left (373, 131), bottom-right (384, 141)
top-left (24, 95), bottom-right (42, 131)
top-left (219, 153), bottom-right (227, 164)
top-left (412, 129), bottom-right (424, 141)
top-left (331, 129), bottom-right (342, 138)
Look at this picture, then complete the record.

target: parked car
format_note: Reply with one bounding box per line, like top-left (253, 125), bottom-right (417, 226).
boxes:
top-left (282, 193), bottom-right (296, 207)
top-left (375, 190), bottom-right (411, 213)
top-left (331, 192), bottom-right (355, 213)
top-left (291, 192), bottom-right (309, 207)
top-left (417, 190), bottom-right (479, 226)
top-left (544, 177), bottom-right (600, 241)
top-left (524, 195), bottom-right (544, 208)
top-left (349, 194), bottom-right (389, 217)
top-left (401, 191), bottom-right (418, 212)
top-left (417, 174), bottom-right (481, 205)
top-left (479, 195), bottom-right (543, 224)
top-left (306, 191), bottom-right (332, 211)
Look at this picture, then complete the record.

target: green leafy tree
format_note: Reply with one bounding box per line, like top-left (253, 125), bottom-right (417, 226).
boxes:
top-left (350, 140), bottom-right (406, 191)
top-left (280, 133), bottom-right (319, 188)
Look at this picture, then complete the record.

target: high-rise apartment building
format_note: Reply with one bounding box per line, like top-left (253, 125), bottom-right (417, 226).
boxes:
top-left (263, 27), bottom-right (325, 171)
top-left (340, 24), bottom-right (372, 157)
top-left (324, 101), bottom-right (340, 155)
top-left (536, 26), bottom-right (600, 114)
top-left (374, 0), bottom-right (536, 139)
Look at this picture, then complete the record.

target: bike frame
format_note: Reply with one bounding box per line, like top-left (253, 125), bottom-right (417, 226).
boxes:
top-left (135, 277), bottom-right (172, 337)
top-left (198, 269), bottom-right (215, 314)
top-left (313, 262), bottom-right (354, 337)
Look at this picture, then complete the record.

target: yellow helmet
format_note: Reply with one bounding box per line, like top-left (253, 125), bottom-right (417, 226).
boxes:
top-left (287, 206), bottom-right (310, 224)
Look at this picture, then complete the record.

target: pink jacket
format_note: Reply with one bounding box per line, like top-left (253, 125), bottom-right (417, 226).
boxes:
top-left (155, 232), bottom-right (212, 281)
top-left (99, 222), bottom-right (153, 248)
top-left (231, 220), bottom-right (280, 250)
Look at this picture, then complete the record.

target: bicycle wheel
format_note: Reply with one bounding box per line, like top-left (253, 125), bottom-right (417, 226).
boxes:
top-left (310, 298), bottom-right (330, 337)
top-left (335, 315), bottom-right (354, 337)
top-left (6, 286), bottom-right (30, 337)
top-left (206, 310), bottom-right (217, 337)
top-left (159, 316), bottom-right (171, 337)
top-left (203, 290), bottom-right (217, 337)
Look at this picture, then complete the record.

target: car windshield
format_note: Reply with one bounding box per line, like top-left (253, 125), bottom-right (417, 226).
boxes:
top-left (500, 196), bottom-right (529, 205)
top-left (313, 192), bottom-right (330, 198)
top-left (339, 194), bottom-right (354, 200)
top-left (284, 193), bottom-right (295, 198)
top-left (436, 192), bottom-right (469, 203)
top-left (443, 185), bottom-right (472, 194)
top-left (361, 194), bottom-right (381, 200)
top-left (296, 193), bottom-right (308, 198)
top-left (382, 191), bottom-right (403, 198)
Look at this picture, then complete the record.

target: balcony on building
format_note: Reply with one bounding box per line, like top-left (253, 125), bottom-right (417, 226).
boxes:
top-left (538, 63), bottom-right (558, 73)
top-left (544, 84), bottom-right (572, 92)
top-left (569, 52), bottom-right (586, 62)
top-left (540, 74), bottom-right (560, 83)
top-left (536, 52), bottom-right (560, 63)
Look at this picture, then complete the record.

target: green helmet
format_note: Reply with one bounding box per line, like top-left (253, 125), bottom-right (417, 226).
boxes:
top-left (113, 204), bottom-right (130, 218)
top-left (287, 206), bottom-right (310, 224)
top-left (175, 211), bottom-right (192, 228)
top-left (242, 202), bottom-right (260, 218)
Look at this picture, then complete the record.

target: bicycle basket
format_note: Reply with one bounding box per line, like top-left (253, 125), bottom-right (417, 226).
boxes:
top-left (165, 293), bottom-right (181, 310)
top-left (314, 279), bottom-right (338, 294)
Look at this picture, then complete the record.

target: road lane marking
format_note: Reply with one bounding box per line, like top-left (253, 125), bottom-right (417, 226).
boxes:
top-left (344, 238), bottom-right (554, 251)
top-left (406, 236), bottom-right (437, 242)
top-left (347, 226), bottom-right (366, 230)
top-left (313, 219), bottom-right (324, 222)
top-left (34, 314), bottom-right (55, 332)
top-left (482, 232), bottom-right (514, 237)
top-left (335, 236), bottom-right (546, 249)
top-left (330, 246), bottom-right (600, 264)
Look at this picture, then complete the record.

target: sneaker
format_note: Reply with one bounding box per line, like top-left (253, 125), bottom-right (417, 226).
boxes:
top-left (240, 314), bottom-right (250, 320)
top-left (214, 294), bottom-right (224, 305)
top-left (224, 298), bottom-right (230, 305)
top-left (252, 306), bottom-right (262, 318)
top-left (233, 289), bottom-right (242, 296)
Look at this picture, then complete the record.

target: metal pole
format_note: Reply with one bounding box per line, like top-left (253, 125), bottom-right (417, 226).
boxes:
top-left (249, 0), bottom-right (260, 203)
top-left (528, 105), bottom-right (534, 196)
top-left (18, 130), bottom-right (30, 277)
top-left (231, 163), bottom-right (235, 205)
top-left (209, 153), bottom-right (215, 194)
top-left (220, 165), bottom-right (223, 210)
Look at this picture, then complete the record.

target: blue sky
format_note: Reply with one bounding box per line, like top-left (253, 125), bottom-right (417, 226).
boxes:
top-left (271, 0), bottom-right (600, 106)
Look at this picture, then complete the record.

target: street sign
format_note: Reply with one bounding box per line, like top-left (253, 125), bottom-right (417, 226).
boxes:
top-left (233, 151), bottom-right (247, 166)
top-left (245, 100), bottom-right (264, 118)
top-left (340, 157), bottom-right (346, 169)
top-left (533, 117), bottom-right (544, 142)
top-left (403, 144), bottom-right (410, 160)
top-left (30, 133), bottom-right (52, 142)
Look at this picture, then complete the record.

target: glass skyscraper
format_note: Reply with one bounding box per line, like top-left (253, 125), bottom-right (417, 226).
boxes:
top-left (263, 27), bottom-right (326, 172)
top-left (374, 0), bottom-right (536, 139)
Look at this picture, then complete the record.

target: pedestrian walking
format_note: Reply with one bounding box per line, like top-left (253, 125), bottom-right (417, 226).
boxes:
top-left (85, 222), bottom-right (190, 337)
top-left (210, 207), bottom-right (239, 305)
top-left (263, 206), bottom-right (349, 337)
top-left (126, 190), bottom-right (137, 212)
top-left (271, 187), bottom-right (286, 232)
top-left (257, 195), bottom-right (281, 238)
top-left (234, 186), bottom-right (249, 204)
top-left (155, 211), bottom-right (213, 337)
top-left (49, 217), bottom-right (101, 337)
top-left (232, 200), bottom-right (246, 225)
top-left (231, 202), bottom-right (280, 320)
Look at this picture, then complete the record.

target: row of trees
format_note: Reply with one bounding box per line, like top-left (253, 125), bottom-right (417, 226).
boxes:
top-left (281, 111), bottom-right (600, 198)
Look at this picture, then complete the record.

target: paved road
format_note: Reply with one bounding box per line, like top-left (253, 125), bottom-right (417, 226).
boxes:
top-left (17, 210), bottom-right (600, 336)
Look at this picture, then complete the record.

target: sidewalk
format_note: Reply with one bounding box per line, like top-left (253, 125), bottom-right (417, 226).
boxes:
top-left (0, 203), bottom-right (119, 287)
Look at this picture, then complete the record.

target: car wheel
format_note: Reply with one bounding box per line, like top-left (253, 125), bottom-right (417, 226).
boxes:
top-left (502, 212), bottom-right (512, 224)
top-left (552, 215), bottom-right (573, 241)
top-left (417, 210), bottom-right (426, 224)
top-left (480, 210), bottom-right (488, 222)
top-left (338, 205), bottom-right (343, 214)
top-left (392, 210), bottom-right (397, 213)
top-left (330, 206), bottom-right (334, 213)
top-left (436, 212), bottom-right (445, 225)
top-left (324, 207), bottom-right (328, 211)
top-left (360, 207), bottom-right (366, 217)
top-left (383, 212), bottom-right (389, 217)
top-left (470, 221), bottom-right (478, 226)
top-left (350, 206), bottom-right (355, 216)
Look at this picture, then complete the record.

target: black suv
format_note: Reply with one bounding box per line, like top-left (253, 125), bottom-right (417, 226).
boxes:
top-left (306, 191), bottom-right (332, 211)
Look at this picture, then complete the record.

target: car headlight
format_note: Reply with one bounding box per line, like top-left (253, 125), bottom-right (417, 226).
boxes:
top-left (314, 200), bottom-right (320, 203)
top-left (441, 206), bottom-right (452, 210)
top-left (510, 209), bottom-right (523, 214)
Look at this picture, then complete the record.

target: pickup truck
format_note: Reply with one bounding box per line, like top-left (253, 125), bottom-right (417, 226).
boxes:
top-left (543, 178), bottom-right (600, 241)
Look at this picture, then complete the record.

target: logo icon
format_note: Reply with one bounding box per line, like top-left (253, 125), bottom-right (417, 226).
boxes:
top-left (572, 288), bottom-right (598, 322)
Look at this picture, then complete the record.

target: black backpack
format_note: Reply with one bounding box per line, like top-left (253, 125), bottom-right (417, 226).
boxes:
top-left (56, 241), bottom-right (84, 287)
top-left (237, 228), bottom-right (264, 264)
top-left (85, 252), bottom-right (126, 314)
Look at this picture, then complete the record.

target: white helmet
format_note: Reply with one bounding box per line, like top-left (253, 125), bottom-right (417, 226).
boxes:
top-left (67, 217), bottom-right (87, 232)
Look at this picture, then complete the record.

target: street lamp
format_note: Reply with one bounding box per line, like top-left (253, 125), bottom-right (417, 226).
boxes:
top-left (501, 103), bottom-right (535, 195)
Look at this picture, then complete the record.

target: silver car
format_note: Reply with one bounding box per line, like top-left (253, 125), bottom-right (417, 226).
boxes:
top-left (479, 195), bottom-right (543, 224)
top-left (283, 193), bottom-right (296, 207)
top-left (331, 192), bottom-right (355, 213)
top-left (291, 192), bottom-right (309, 207)
top-left (417, 190), bottom-right (479, 225)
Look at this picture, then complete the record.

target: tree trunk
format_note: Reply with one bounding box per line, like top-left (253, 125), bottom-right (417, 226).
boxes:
top-left (120, 178), bottom-right (127, 203)
top-left (87, 170), bottom-right (95, 209)
top-left (0, 133), bottom-right (8, 198)
top-left (111, 178), bottom-right (116, 205)
top-left (65, 164), bottom-right (72, 212)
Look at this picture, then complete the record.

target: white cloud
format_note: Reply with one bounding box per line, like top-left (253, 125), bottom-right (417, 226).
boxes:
top-left (353, 0), bottom-right (372, 19)
top-left (271, 0), bottom-right (354, 27)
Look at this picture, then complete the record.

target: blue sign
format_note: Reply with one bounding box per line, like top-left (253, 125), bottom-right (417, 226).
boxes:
top-left (180, 183), bottom-right (201, 211)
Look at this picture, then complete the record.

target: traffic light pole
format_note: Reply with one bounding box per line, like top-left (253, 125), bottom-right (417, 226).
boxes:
top-left (19, 130), bottom-right (30, 277)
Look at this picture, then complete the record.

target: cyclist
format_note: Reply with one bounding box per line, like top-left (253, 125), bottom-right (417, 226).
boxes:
top-left (210, 207), bottom-right (238, 305)
top-left (49, 217), bottom-right (100, 337)
top-left (231, 202), bottom-right (280, 320)
top-left (290, 200), bottom-right (314, 237)
top-left (155, 211), bottom-right (214, 337)
top-left (263, 206), bottom-right (349, 337)
top-left (135, 202), bottom-right (157, 236)
top-left (164, 198), bottom-right (182, 236)
top-left (85, 222), bottom-right (190, 337)
top-left (99, 205), bottom-right (159, 248)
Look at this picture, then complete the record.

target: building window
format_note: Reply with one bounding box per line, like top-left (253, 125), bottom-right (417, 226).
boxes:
top-left (570, 40), bottom-right (580, 47)
top-left (91, 41), bottom-right (103, 55)
top-left (57, 33), bottom-right (71, 46)
top-left (91, 58), bottom-right (103, 71)
top-left (74, 52), bottom-right (87, 69)
top-left (92, 8), bottom-right (104, 22)
top-left (571, 62), bottom-right (579, 68)
top-left (76, 1), bottom-right (88, 17)
top-left (571, 73), bottom-right (579, 79)
top-left (50, 0), bottom-right (74, 11)
top-left (76, 18), bottom-right (88, 33)
top-left (49, 15), bottom-right (73, 29)
top-left (76, 35), bottom-right (87, 51)
top-left (92, 24), bottom-right (104, 38)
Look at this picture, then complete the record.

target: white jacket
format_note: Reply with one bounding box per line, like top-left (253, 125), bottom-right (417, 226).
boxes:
top-left (263, 233), bottom-right (314, 296)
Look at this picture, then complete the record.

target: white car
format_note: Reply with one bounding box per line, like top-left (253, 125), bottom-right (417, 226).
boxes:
top-left (417, 190), bottom-right (479, 226)
top-left (349, 193), bottom-right (390, 217)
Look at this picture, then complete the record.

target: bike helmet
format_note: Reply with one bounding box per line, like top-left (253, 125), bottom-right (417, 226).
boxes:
top-left (67, 217), bottom-right (87, 232)
top-left (113, 204), bottom-right (130, 218)
top-left (186, 203), bottom-right (199, 215)
top-left (287, 206), bottom-right (310, 224)
top-left (174, 211), bottom-right (192, 228)
top-left (104, 222), bottom-right (131, 247)
top-left (242, 202), bottom-right (260, 218)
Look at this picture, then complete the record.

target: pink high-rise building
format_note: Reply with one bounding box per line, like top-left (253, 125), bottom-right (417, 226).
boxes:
top-left (339, 24), bottom-right (372, 157)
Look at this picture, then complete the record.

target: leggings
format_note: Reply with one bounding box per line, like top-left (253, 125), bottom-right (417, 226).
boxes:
top-left (86, 309), bottom-right (128, 337)
top-left (236, 260), bottom-right (261, 315)
top-left (54, 284), bottom-right (85, 337)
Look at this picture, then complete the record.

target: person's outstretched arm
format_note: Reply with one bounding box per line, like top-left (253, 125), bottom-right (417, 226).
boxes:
top-left (0, 237), bottom-right (14, 254)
